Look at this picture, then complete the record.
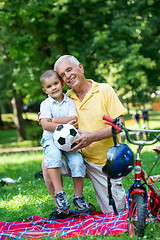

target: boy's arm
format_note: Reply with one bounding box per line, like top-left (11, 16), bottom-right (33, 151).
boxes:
top-left (52, 116), bottom-right (78, 129)
top-left (41, 118), bottom-right (59, 132)
top-left (41, 116), bottom-right (78, 132)
top-left (52, 115), bottom-right (77, 123)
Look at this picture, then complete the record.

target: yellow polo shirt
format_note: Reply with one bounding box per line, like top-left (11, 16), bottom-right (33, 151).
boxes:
top-left (66, 80), bottom-right (125, 166)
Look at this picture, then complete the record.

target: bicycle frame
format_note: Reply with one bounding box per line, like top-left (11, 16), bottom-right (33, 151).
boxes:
top-left (127, 144), bottom-right (160, 217)
top-left (126, 145), bottom-right (148, 218)
top-left (103, 115), bottom-right (160, 237)
top-left (120, 126), bottom-right (160, 214)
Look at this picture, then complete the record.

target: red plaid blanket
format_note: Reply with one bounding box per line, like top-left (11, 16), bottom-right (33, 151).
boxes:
top-left (0, 210), bottom-right (127, 239)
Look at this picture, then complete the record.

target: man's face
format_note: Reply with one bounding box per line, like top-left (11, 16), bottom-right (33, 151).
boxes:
top-left (56, 58), bottom-right (84, 89)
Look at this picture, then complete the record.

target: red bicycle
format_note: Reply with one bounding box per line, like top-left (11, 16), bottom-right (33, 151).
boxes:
top-left (103, 115), bottom-right (160, 238)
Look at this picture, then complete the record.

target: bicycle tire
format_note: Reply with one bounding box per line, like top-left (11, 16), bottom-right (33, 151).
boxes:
top-left (127, 193), bottom-right (147, 238)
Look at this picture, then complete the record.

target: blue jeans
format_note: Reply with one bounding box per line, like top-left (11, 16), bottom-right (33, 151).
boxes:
top-left (41, 137), bottom-right (86, 178)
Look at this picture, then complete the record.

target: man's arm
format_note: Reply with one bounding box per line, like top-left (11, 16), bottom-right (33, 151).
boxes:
top-left (71, 116), bottom-right (124, 151)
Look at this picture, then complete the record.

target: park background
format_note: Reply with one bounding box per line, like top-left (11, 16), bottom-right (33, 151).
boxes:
top-left (0, 0), bottom-right (160, 239)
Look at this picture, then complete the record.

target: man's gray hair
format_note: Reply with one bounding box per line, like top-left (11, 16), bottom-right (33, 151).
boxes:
top-left (54, 55), bottom-right (80, 71)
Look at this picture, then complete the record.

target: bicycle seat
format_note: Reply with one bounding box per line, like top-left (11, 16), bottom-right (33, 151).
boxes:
top-left (153, 145), bottom-right (160, 155)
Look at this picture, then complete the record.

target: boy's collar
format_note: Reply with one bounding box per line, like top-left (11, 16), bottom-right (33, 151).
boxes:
top-left (48, 93), bottom-right (68, 103)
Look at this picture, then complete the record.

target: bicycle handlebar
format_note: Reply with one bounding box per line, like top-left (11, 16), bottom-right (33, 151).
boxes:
top-left (103, 115), bottom-right (121, 130)
top-left (103, 115), bottom-right (160, 146)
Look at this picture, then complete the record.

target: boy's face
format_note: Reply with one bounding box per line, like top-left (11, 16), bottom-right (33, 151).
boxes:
top-left (42, 75), bottom-right (63, 102)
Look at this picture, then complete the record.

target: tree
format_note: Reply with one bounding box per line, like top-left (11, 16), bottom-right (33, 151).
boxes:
top-left (91, 0), bottom-right (160, 107)
top-left (11, 96), bottom-right (26, 141)
top-left (0, 0), bottom-right (160, 136)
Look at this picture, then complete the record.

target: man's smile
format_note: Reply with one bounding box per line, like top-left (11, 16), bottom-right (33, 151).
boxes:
top-left (69, 77), bottom-right (75, 83)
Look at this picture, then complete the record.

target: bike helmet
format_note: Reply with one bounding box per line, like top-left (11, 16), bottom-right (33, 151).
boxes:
top-left (102, 143), bottom-right (134, 179)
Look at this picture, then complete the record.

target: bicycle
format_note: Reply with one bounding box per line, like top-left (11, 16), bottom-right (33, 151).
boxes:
top-left (103, 115), bottom-right (160, 238)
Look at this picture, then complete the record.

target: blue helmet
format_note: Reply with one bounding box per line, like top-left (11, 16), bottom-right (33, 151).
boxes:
top-left (102, 144), bottom-right (134, 179)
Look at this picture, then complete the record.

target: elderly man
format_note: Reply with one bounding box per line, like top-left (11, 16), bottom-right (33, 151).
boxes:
top-left (42, 55), bottom-right (126, 219)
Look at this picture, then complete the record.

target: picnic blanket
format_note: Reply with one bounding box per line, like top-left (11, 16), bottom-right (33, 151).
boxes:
top-left (0, 210), bottom-right (128, 239)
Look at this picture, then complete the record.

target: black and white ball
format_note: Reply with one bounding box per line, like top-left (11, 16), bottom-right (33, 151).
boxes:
top-left (53, 124), bottom-right (80, 152)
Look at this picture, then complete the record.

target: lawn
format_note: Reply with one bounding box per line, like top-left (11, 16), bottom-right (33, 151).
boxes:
top-left (0, 112), bottom-right (160, 239)
top-left (0, 149), bottom-right (160, 239)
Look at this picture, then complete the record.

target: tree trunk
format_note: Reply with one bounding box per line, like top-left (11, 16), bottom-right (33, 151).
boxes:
top-left (0, 107), bottom-right (4, 126)
top-left (11, 96), bottom-right (26, 141)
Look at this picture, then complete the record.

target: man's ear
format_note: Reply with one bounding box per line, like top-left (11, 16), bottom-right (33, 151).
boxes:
top-left (79, 63), bottom-right (84, 74)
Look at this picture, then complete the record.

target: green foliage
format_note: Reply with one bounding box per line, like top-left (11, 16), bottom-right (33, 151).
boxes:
top-left (0, 113), bottom-right (43, 148)
top-left (92, 0), bottom-right (160, 104)
top-left (0, 0), bottom-right (160, 108)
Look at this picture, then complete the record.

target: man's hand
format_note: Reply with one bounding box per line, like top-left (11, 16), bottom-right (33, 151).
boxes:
top-left (38, 112), bottom-right (52, 125)
top-left (71, 130), bottom-right (93, 151)
top-left (67, 118), bottom-right (78, 129)
top-left (38, 112), bottom-right (41, 124)
top-left (70, 117), bottom-right (125, 151)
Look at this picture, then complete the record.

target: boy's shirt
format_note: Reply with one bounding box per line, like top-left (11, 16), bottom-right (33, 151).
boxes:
top-left (40, 93), bottom-right (77, 138)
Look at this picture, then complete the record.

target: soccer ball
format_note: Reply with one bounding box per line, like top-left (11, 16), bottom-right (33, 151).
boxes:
top-left (53, 124), bottom-right (80, 152)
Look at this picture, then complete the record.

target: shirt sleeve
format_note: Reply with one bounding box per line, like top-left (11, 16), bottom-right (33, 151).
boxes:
top-left (104, 84), bottom-right (126, 119)
top-left (39, 100), bottom-right (52, 120)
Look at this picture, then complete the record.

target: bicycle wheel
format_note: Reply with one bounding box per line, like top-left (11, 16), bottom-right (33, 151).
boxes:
top-left (127, 193), bottom-right (147, 238)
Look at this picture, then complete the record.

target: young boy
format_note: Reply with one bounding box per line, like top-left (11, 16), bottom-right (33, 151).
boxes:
top-left (39, 70), bottom-right (89, 219)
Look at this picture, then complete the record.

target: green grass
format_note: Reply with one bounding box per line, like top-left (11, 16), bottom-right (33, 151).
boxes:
top-left (0, 111), bottom-right (160, 239)
top-left (0, 150), bottom-right (160, 239)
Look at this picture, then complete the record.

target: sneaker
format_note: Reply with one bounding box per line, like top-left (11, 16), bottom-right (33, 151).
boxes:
top-left (49, 207), bottom-right (70, 220)
top-left (73, 195), bottom-right (90, 212)
top-left (55, 191), bottom-right (70, 210)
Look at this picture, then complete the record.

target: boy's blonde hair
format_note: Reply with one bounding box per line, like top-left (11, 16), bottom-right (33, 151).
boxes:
top-left (40, 70), bottom-right (61, 86)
